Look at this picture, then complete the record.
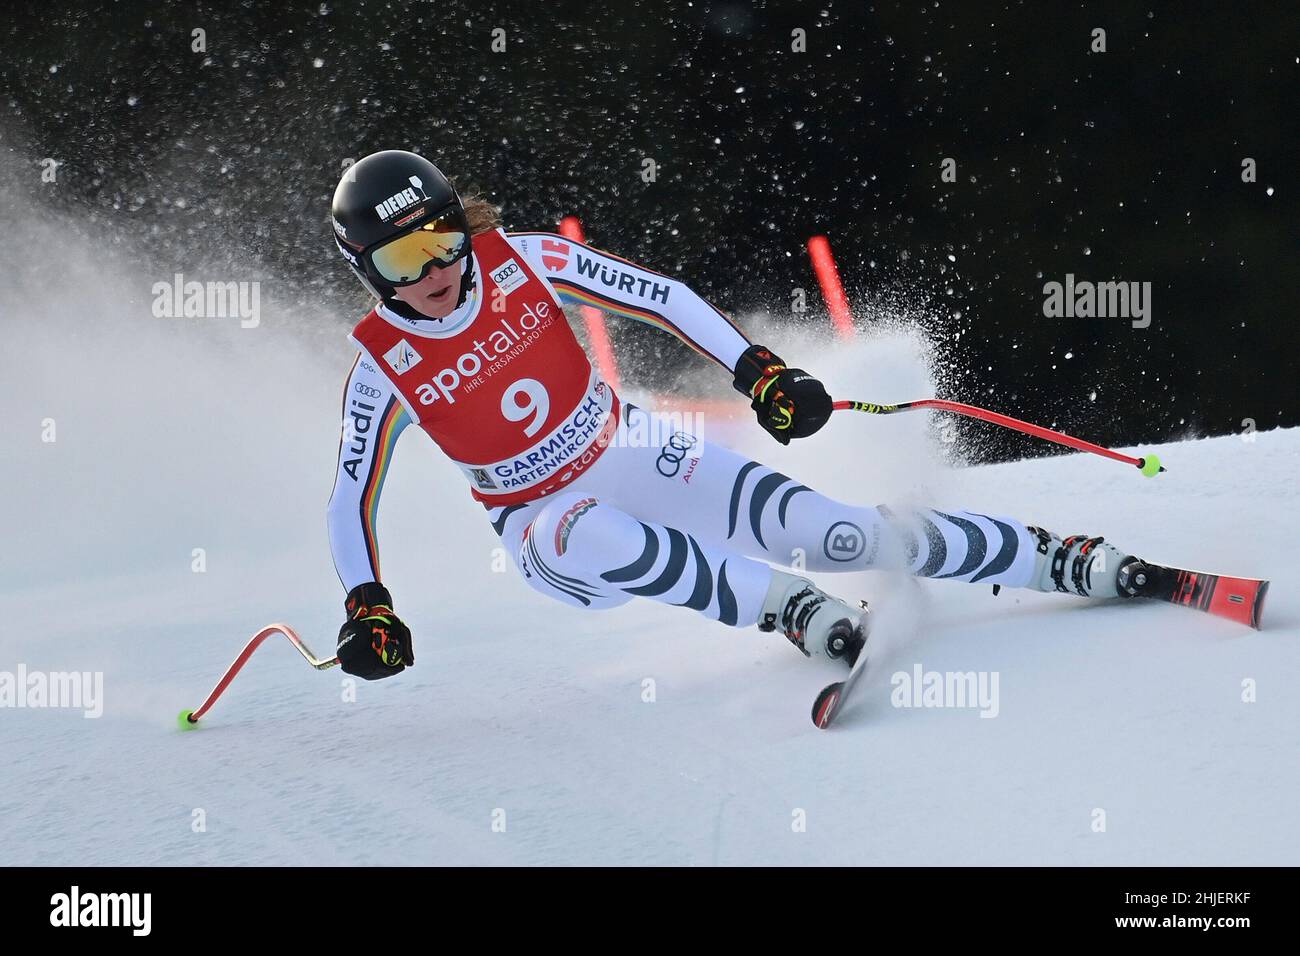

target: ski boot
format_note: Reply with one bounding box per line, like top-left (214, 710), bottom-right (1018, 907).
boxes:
top-left (759, 570), bottom-right (868, 666)
top-left (1025, 527), bottom-right (1150, 598)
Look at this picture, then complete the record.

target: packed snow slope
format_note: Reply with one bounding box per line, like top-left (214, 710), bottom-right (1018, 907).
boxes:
top-left (2, 234), bottom-right (1296, 866)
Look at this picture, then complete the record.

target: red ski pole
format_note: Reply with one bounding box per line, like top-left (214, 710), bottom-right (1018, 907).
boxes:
top-left (178, 624), bottom-right (338, 730)
top-left (833, 398), bottom-right (1166, 476)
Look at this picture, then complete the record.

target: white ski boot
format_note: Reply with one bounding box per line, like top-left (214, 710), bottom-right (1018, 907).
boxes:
top-left (759, 570), bottom-right (868, 665)
top-left (1025, 527), bottom-right (1147, 598)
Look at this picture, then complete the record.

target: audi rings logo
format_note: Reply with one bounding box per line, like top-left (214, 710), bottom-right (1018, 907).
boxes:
top-left (655, 432), bottom-right (699, 477)
top-left (354, 382), bottom-right (383, 399)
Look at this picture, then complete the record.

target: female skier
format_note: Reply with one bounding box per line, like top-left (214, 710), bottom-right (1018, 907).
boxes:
top-left (326, 150), bottom-right (1145, 681)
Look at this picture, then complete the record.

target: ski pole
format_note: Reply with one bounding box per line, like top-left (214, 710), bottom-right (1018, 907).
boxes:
top-left (178, 623), bottom-right (338, 730)
top-left (832, 398), bottom-right (1165, 476)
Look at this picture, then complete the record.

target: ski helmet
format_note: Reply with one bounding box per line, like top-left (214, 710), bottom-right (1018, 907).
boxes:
top-left (331, 149), bottom-right (476, 314)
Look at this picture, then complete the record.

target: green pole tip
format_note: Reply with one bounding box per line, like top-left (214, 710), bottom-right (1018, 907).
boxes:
top-left (1139, 454), bottom-right (1162, 477)
top-left (177, 709), bottom-right (199, 731)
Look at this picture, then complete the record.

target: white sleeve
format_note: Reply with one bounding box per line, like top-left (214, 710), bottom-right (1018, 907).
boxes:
top-left (326, 354), bottom-right (412, 592)
top-left (508, 231), bottom-right (751, 372)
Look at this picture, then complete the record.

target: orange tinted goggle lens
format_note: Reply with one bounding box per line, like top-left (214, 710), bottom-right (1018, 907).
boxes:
top-left (368, 215), bottom-right (469, 285)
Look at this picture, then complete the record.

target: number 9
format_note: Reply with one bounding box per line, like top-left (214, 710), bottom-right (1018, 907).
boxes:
top-left (501, 378), bottom-right (550, 437)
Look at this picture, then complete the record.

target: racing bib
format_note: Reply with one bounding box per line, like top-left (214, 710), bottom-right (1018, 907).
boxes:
top-left (351, 228), bottom-right (620, 505)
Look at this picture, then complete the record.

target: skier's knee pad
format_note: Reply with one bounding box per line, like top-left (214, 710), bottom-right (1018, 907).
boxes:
top-left (530, 493), bottom-right (647, 564)
top-left (530, 493), bottom-right (609, 562)
top-left (515, 493), bottom-right (633, 611)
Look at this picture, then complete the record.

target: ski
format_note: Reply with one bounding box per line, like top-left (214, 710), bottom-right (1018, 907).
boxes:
top-left (811, 649), bottom-right (872, 730)
top-left (1128, 561), bottom-right (1268, 629)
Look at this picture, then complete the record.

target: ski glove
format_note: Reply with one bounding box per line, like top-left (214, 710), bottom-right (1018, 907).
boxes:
top-left (337, 582), bottom-right (414, 681)
top-left (732, 344), bottom-right (833, 445)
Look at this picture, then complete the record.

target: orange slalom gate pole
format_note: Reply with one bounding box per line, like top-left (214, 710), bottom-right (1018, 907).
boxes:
top-left (807, 235), bottom-right (855, 340)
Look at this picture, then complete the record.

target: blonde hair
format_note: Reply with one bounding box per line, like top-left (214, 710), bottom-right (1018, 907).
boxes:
top-left (460, 190), bottom-right (504, 235)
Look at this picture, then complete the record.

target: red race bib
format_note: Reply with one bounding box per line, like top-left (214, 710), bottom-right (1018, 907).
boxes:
top-left (351, 229), bottom-right (620, 505)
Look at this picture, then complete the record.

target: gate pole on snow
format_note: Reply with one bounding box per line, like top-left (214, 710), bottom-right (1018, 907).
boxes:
top-left (178, 624), bottom-right (338, 730)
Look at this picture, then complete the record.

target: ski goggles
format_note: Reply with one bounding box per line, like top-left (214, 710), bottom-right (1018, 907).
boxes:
top-left (365, 206), bottom-right (471, 286)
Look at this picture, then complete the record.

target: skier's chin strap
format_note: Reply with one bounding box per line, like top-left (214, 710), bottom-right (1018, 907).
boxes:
top-left (377, 255), bottom-right (476, 323)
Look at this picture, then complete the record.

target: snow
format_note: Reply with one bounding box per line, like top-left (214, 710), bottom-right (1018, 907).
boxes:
top-left (2, 260), bottom-right (1296, 866)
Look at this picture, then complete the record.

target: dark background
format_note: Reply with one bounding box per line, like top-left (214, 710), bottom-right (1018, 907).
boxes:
top-left (2, 0), bottom-right (1295, 460)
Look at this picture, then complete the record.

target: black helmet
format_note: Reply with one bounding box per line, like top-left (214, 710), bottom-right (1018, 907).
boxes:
top-left (331, 149), bottom-right (476, 313)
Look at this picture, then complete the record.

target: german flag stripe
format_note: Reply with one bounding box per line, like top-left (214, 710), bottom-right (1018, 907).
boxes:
top-left (549, 277), bottom-right (726, 364)
top-left (357, 396), bottom-right (408, 582)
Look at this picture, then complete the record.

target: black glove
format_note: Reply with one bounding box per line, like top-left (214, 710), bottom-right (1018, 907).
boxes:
top-left (337, 582), bottom-right (414, 681)
top-left (732, 344), bottom-right (833, 445)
